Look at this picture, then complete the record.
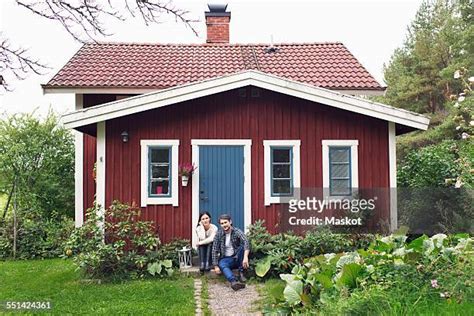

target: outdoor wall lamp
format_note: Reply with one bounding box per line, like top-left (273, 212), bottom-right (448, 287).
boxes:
top-left (121, 131), bottom-right (129, 143)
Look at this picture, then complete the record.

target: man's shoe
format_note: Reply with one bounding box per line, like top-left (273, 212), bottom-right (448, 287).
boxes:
top-left (239, 271), bottom-right (247, 283)
top-left (230, 281), bottom-right (245, 291)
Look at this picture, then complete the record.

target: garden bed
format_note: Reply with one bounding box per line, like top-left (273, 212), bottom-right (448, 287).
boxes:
top-left (255, 232), bottom-right (474, 315)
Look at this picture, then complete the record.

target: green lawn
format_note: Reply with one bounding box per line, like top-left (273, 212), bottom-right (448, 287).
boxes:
top-left (0, 259), bottom-right (195, 315)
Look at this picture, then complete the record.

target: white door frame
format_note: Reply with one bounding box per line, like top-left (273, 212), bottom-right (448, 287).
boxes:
top-left (191, 139), bottom-right (252, 248)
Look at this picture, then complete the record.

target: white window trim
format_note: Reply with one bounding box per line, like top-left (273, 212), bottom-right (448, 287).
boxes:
top-left (191, 139), bottom-right (252, 248)
top-left (264, 140), bottom-right (301, 206)
top-left (322, 140), bottom-right (359, 199)
top-left (140, 140), bottom-right (180, 207)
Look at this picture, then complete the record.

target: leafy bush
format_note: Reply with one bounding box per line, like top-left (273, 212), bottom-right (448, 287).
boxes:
top-left (65, 201), bottom-right (190, 280)
top-left (0, 112), bottom-right (74, 220)
top-left (398, 140), bottom-right (459, 187)
top-left (0, 211), bottom-right (73, 260)
top-left (247, 220), bottom-right (375, 278)
top-left (265, 230), bottom-right (474, 314)
top-left (397, 140), bottom-right (474, 234)
top-left (155, 238), bottom-right (193, 267)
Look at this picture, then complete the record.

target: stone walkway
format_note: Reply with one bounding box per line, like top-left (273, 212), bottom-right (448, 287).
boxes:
top-left (207, 279), bottom-right (262, 315)
top-left (194, 278), bottom-right (203, 315)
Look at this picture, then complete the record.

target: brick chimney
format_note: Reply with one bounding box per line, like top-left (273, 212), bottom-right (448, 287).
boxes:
top-left (205, 4), bottom-right (231, 43)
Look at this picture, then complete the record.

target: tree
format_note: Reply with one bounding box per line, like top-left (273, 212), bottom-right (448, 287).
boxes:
top-left (0, 35), bottom-right (50, 91)
top-left (0, 111), bottom-right (75, 219)
top-left (381, 0), bottom-right (472, 114)
top-left (1, 0), bottom-right (199, 90)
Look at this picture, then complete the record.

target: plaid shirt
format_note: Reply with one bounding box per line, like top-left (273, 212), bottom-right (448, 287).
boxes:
top-left (211, 227), bottom-right (250, 266)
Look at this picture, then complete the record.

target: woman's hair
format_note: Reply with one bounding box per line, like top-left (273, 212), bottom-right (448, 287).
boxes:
top-left (197, 211), bottom-right (212, 226)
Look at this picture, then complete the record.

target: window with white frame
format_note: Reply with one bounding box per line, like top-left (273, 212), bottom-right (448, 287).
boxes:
top-left (264, 140), bottom-right (301, 206)
top-left (271, 147), bottom-right (293, 196)
top-left (322, 140), bottom-right (358, 197)
top-left (140, 140), bottom-right (179, 207)
top-left (149, 147), bottom-right (171, 197)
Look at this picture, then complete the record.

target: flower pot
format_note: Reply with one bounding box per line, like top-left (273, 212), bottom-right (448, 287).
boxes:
top-left (181, 175), bottom-right (189, 187)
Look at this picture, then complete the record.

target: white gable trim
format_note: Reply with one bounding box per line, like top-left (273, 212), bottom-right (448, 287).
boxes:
top-left (62, 71), bottom-right (429, 131)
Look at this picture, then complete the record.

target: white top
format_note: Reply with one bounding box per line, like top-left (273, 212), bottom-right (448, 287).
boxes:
top-left (195, 223), bottom-right (218, 247)
top-left (224, 232), bottom-right (234, 257)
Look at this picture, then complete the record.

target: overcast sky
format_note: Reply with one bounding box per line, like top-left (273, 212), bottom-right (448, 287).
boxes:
top-left (0, 0), bottom-right (423, 117)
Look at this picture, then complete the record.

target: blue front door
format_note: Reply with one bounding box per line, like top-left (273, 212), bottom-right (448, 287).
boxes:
top-left (199, 146), bottom-right (244, 230)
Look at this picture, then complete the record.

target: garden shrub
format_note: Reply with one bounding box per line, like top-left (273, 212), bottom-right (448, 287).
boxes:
top-left (265, 231), bottom-right (474, 314)
top-left (0, 211), bottom-right (73, 260)
top-left (154, 238), bottom-right (193, 267)
top-left (398, 140), bottom-right (472, 188)
top-left (65, 201), bottom-right (190, 280)
top-left (247, 220), bottom-right (375, 278)
top-left (397, 140), bottom-right (474, 234)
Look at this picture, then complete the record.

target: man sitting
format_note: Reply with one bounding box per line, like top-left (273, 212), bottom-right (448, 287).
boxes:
top-left (211, 214), bottom-right (250, 291)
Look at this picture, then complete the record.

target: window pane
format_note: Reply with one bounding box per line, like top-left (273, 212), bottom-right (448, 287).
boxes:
top-left (273, 164), bottom-right (290, 179)
top-left (330, 179), bottom-right (351, 195)
top-left (330, 148), bottom-right (350, 163)
top-left (151, 165), bottom-right (169, 178)
top-left (151, 148), bottom-right (170, 163)
top-left (331, 164), bottom-right (349, 178)
top-left (273, 149), bottom-right (290, 163)
top-left (273, 179), bottom-right (291, 194)
top-left (151, 180), bottom-right (169, 195)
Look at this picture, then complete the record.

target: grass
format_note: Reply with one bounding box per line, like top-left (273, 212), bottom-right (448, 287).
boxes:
top-left (0, 259), bottom-right (195, 315)
top-left (200, 276), bottom-right (211, 316)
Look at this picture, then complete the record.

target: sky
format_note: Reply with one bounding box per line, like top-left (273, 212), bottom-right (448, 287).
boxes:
top-left (0, 0), bottom-right (423, 117)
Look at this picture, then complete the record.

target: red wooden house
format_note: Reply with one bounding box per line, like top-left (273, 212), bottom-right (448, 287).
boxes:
top-left (44, 5), bottom-right (429, 243)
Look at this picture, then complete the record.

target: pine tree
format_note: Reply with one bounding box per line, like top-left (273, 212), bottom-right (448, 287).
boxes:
top-left (382, 0), bottom-right (471, 114)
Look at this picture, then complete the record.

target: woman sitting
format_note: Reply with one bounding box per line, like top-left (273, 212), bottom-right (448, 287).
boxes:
top-left (195, 212), bottom-right (218, 272)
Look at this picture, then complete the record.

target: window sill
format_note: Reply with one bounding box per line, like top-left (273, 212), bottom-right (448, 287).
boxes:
top-left (265, 192), bottom-right (301, 206)
top-left (141, 196), bottom-right (178, 207)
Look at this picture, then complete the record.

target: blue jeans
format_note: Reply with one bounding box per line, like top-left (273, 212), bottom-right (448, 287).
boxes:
top-left (198, 243), bottom-right (212, 269)
top-left (218, 246), bottom-right (244, 282)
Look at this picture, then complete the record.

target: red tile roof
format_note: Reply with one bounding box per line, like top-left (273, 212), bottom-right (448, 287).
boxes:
top-left (44, 42), bottom-right (384, 91)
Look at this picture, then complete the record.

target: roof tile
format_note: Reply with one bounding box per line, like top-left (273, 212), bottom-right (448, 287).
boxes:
top-left (45, 42), bottom-right (383, 90)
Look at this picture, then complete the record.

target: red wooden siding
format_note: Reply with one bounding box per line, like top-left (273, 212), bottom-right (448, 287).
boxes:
top-left (94, 87), bottom-right (389, 243)
top-left (82, 94), bottom-right (135, 214)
